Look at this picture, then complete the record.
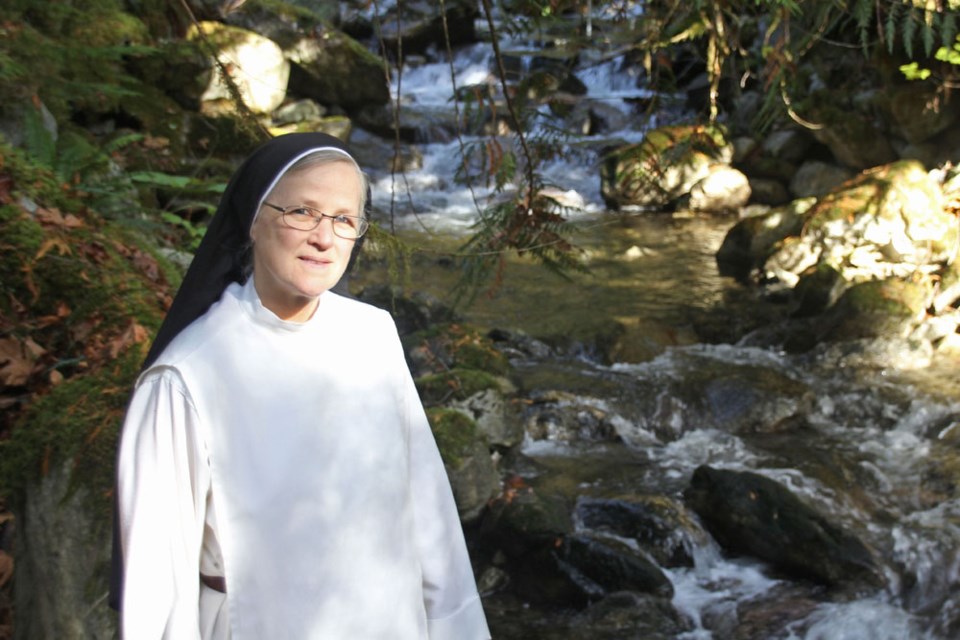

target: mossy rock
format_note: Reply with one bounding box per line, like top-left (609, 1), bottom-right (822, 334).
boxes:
top-left (425, 407), bottom-right (486, 470)
top-left (600, 123), bottom-right (731, 209)
top-left (821, 277), bottom-right (929, 342)
top-left (415, 368), bottom-right (502, 404)
top-left (406, 323), bottom-right (511, 377)
top-left (0, 141), bottom-right (176, 512)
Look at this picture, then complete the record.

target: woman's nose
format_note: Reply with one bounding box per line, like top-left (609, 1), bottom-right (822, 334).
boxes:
top-left (307, 216), bottom-right (336, 247)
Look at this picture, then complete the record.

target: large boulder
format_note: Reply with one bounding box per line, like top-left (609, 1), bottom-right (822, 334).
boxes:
top-left (600, 124), bottom-right (735, 210)
top-left (684, 465), bottom-right (884, 588)
top-left (285, 26), bottom-right (390, 112)
top-left (716, 198), bottom-right (816, 280)
top-left (187, 21), bottom-right (290, 115)
top-left (764, 160), bottom-right (955, 289)
top-left (425, 408), bottom-right (500, 523)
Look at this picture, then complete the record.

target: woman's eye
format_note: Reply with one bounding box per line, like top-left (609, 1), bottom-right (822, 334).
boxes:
top-left (289, 207), bottom-right (314, 218)
top-left (333, 215), bottom-right (356, 228)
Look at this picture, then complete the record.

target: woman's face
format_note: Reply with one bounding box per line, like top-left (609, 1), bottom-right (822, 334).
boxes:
top-left (249, 160), bottom-right (361, 322)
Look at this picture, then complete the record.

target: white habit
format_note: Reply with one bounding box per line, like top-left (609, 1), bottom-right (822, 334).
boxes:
top-left (118, 279), bottom-right (491, 639)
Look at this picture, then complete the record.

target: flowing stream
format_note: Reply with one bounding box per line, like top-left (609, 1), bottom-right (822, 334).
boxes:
top-left (352, 13), bottom-right (960, 638)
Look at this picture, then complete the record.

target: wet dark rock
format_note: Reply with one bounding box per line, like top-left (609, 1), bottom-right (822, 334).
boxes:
top-left (524, 391), bottom-right (622, 444)
top-left (374, 0), bottom-right (478, 57)
top-left (561, 534), bottom-right (673, 597)
top-left (575, 495), bottom-right (707, 568)
top-left (684, 465), bottom-right (884, 588)
top-left (571, 591), bottom-right (692, 639)
top-left (481, 486), bottom-right (574, 558)
top-left (510, 534), bottom-right (674, 609)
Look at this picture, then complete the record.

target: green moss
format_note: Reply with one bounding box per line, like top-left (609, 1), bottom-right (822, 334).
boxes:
top-left (0, 142), bottom-right (173, 518)
top-left (416, 368), bottom-right (501, 404)
top-left (0, 348), bottom-right (144, 515)
top-left (406, 323), bottom-right (511, 376)
top-left (425, 407), bottom-right (484, 469)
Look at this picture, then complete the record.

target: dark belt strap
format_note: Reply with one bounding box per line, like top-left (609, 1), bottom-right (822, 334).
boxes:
top-left (200, 573), bottom-right (226, 593)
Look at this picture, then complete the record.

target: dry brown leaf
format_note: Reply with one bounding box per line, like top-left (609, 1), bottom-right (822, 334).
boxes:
top-left (0, 550), bottom-right (12, 587)
top-left (34, 206), bottom-right (65, 226)
top-left (0, 337), bottom-right (36, 387)
top-left (49, 369), bottom-right (64, 385)
top-left (132, 249), bottom-right (162, 282)
top-left (34, 237), bottom-right (71, 260)
top-left (107, 321), bottom-right (149, 359)
top-left (62, 213), bottom-right (84, 228)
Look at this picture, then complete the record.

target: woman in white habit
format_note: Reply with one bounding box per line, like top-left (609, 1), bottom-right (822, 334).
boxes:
top-left (114, 132), bottom-right (491, 639)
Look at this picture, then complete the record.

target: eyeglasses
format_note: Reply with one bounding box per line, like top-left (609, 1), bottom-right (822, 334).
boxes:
top-left (261, 202), bottom-right (369, 239)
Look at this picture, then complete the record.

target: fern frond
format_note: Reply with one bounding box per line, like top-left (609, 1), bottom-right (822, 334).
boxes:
top-left (852, 0), bottom-right (873, 54)
top-left (922, 18), bottom-right (936, 57)
top-left (903, 8), bottom-right (919, 59)
top-left (885, 2), bottom-right (901, 54)
top-left (942, 12), bottom-right (957, 50)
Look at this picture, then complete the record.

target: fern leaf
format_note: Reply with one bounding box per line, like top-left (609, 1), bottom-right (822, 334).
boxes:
top-left (922, 20), bottom-right (936, 57)
top-left (885, 1), bottom-right (901, 55)
top-left (943, 12), bottom-right (957, 50)
top-left (903, 8), bottom-right (919, 59)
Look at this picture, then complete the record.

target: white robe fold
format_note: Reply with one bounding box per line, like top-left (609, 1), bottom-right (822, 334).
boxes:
top-left (118, 280), bottom-right (490, 639)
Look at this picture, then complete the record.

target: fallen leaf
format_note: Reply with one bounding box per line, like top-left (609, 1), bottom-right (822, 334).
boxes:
top-left (34, 206), bottom-right (65, 226)
top-left (132, 249), bottom-right (162, 282)
top-left (34, 237), bottom-right (71, 260)
top-left (49, 369), bottom-right (63, 385)
top-left (63, 213), bottom-right (84, 228)
top-left (107, 321), bottom-right (150, 359)
top-left (0, 550), bottom-right (12, 587)
top-left (0, 337), bottom-right (37, 387)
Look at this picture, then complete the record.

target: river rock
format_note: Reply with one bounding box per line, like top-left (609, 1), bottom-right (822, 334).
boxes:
top-left (747, 177), bottom-right (790, 206)
top-left (509, 533), bottom-right (674, 609)
top-left (762, 128), bottom-right (814, 163)
top-left (716, 197), bottom-right (816, 280)
top-left (600, 124), bottom-right (733, 210)
top-left (374, 0), bottom-right (479, 56)
top-left (425, 408), bottom-right (500, 522)
top-left (764, 160), bottom-right (955, 290)
top-left (788, 160), bottom-right (853, 198)
top-left (572, 591), bottom-right (693, 639)
top-left (285, 26), bottom-right (389, 112)
top-left (887, 83), bottom-right (960, 145)
top-left (806, 91), bottom-right (898, 170)
top-left (187, 21), bottom-right (290, 115)
top-left (524, 390), bottom-right (622, 444)
top-left (575, 495), bottom-right (709, 568)
top-left (818, 277), bottom-right (930, 342)
top-left (684, 465), bottom-right (884, 588)
top-left (623, 352), bottom-right (814, 443)
top-left (481, 484), bottom-right (573, 558)
top-left (686, 164), bottom-right (751, 212)
top-left (561, 534), bottom-right (674, 597)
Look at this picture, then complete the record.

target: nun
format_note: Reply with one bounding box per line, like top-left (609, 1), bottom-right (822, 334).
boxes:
top-left (114, 132), bottom-right (491, 639)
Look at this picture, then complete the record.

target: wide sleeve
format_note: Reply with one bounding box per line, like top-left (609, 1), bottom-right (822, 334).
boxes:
top-left (117, 368), bottom-right (210, 639)
top-left (402, 372), bottom-right (492, 640)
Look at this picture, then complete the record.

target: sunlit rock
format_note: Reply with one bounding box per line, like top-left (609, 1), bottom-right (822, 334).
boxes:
top-left (188, 21), bottom-right (289, 115)
top-left (687, 165), bottom-right (751, 212)
top-left (600, 124), bottom-right (733, 210)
